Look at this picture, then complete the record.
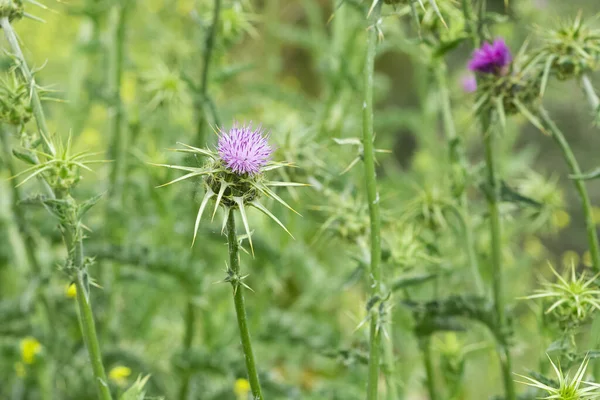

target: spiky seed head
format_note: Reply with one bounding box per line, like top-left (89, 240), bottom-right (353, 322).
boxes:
top-left (468, 39), bottom-right (513, 75)
top-left (534, 16), bottom-right (600, 81)
top-left (218, 123), bottom-right (272, 176)
top-left (0, 0), bottom-right (23, 21)
top-left (0, 71), bottom-right (31, 126)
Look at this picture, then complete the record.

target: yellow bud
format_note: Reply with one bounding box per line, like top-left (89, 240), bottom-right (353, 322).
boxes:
top-left (551, 209), bottom-right (570, 230)
top-left (66, 283), bottom-right (77, 298)
top-left (20, 337), bottom-right (41, 364)
top-left (234, 378), bottom-right (250, 397)
top-left (562, 250), bottom-right (580, 269)
top-left (109, 365), bottom-right (131, 386)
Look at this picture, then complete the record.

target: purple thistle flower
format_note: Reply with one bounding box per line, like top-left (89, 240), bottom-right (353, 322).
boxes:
top-left (461, 74), bottom-right (477, 93)
top-left (468, 38), bottom-right (512, 75)
top-left (218, 123), bottom-right (272, 175)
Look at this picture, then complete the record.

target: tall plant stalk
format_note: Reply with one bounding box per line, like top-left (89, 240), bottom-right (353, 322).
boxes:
top-left (420, 338), bottom-right (439, 400)
top-left (538, 107), bottom-right (600, 270)
top-left (107, 3), bottom-right (128, 202)
top-left (195, 0), bottom-right (221, 145)
top-left (1, 16), bottom-right (112, 400)
top-left (363, 3), bottom-right (384, 399)
top-left (482, 116), bottom-right (515, 400)
top-left (226, 209), bottom-right (263, 400)
top-left (178, 298), bottom-right (196, 400)
top-left (434, 63), bottom-right (484, 296)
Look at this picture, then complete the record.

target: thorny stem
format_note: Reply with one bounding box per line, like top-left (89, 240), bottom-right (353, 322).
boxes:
top-left (1, 17), bottom-right (111, 400)
top-left (434, 63), bottom-right (484, 296)
top-left (195, 0), bottom-right (221, 146)
top-left (226, 209), bottom-right (263, 400)
top-left (0, 17), bottom-right (55, 157)
top-left (420, 338), bottom-right (438, 400)
top-left (364, 3), bottom-right (383, 400)
top-left (61, 205), bottom-right (112, 400)
top-left (482, 116), bottom-right (515, 400)
top-left (581, 74), bottom-right (600, 114)
top-left (538, 107), bottom-right (600, 271)
top-left (178, 297), bottom-right (196, 400)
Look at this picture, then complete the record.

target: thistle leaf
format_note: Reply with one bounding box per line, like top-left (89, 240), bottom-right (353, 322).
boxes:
top-left (192, 188), bottom-right (214, 247)
top-left (233, 197), bottom-right (254, 256)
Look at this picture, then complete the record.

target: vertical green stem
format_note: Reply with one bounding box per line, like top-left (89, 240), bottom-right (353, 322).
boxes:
top-left (0, 18), bottom-right (55, 157)
top-left (107, 3), bottom-right (128, 201)
top-left (434, 63), bottom-right (484, 296)
top-left (178, 298), bottom-right (196, 400)
top-left (420, 338), bottom-right (438, 400)
top-left (382, 321), bottom-right (399, 400)
top-left (538, 107), bottom-right (600, 271)
top-left (581, 74), bottom-right (600, 113)
top-left (63, 219), bottom-right (112, 400)
top-left (226, 209), bottom-right (263, 400)
top-left (364, 3), bottom-right (383, 400)
top-left (195, 0), bottom-right (221, 145)
top-left (482, 117), bottom-right (515, 400)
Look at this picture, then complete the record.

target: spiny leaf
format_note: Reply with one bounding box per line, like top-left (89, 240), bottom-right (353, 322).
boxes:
top-left (233, 197), bottom-right (254, 256)
top-left (192, 188), bottom-right (214, 247)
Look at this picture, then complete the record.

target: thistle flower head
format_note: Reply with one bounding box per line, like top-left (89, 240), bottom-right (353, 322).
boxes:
top-left (516, 355), bottom-right (600, 400)
top-left (152, 121), bottom-right (305, 253)
top-left (0, 70), bottom-right (31, 126)
top-left (523, 262), bottom-right (600, 329)
top-left (218, 123), bottom-right (272, 176)
top-left (468, 39), bottom-right (512, 75)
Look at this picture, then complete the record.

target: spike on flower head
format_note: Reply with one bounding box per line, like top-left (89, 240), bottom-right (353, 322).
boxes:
top-left (468, 39), bottom-right (512, 75)
top-left (218, 123), bottom-right (272, 176)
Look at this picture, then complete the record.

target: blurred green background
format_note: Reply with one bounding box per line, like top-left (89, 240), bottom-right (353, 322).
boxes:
top-left (1, 0), bottom-right (600, 399)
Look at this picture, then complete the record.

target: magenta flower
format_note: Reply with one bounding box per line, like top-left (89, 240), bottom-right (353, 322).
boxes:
top-left (218, 123), bottom-right (272, 175)
top-left (461, 74), bottom-right (477, 93)
top-left (468, 39), bottom-right (512, 75)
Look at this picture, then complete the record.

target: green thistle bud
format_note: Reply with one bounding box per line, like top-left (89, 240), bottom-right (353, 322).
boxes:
top-left (0, 71), bottom-right (31, 126)
top-left (533, 14), bottom-right (600, 85)
top-left (0, 0), bottom-right (23, 22)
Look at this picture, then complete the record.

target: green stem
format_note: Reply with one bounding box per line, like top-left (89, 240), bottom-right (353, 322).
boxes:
top-left (363, 3), bottom-right (383, 400)
top-left (434, 63), bottom-right (484, 296)
top-left (226, 209), bottom-right (263, 400)
top-left (107, 3), bottom-right (128, 202)
top-left (420, 338), bottom-right (438, 400)
top-left (482, 117), bottom-right (515, 400)
top-left (538, 107), bottom-right (600, 271)
top-left (0, 18), bottom-right (55, 157)
top-left (581, 74), bottom-right (600, 114)
top-left (195, 0), bottom-right (221, 145)
top-left (67, 225), bottom-right (112, 400)
top-left (178, 297), bottom-right (196, 400)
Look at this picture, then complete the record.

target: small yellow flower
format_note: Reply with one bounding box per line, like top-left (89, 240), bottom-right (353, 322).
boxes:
top-left (562, 250), bottom-right (580, 269)
top-left (109, 365), bottom-right (131, 386)
top-left (234, 378), bottom-right (250, 398)
top-left (66, 283), bottom-right (77, 298)
top-left (20, 337), bottom-right (41, 364)
top-left (14, 362), bottom-right (26, 378)
top-left (551, 209), bottom-right (570, 230)
top-left (583, 251), bottom-right (593, 268)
